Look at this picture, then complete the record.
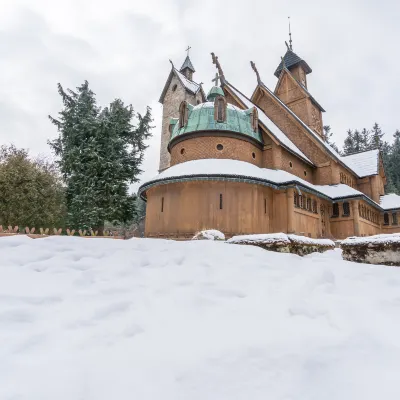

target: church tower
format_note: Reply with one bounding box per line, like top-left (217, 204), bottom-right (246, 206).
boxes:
top-left (158, 53), bottom-right (205, 171)
top-left (274, 42), bottom-right (325, 138)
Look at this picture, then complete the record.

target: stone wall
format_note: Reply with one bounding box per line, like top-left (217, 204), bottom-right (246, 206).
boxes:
top-left (159, 74), bottom-right (203, 172)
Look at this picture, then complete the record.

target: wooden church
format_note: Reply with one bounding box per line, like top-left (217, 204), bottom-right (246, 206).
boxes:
top-left (138, 40), bottom-right (400, 240)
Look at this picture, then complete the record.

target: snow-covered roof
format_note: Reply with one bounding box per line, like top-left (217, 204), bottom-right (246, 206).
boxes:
top-left (256, 82), bottom-right (377, 178)
top-left (139, 159), bottom-right (375, 204)
top-left (174, 68), bottom-right (200, 94)
top-left (225, 82), bottom-right (314, 166)
top-left (159, 67), bottom-right (204, 104)
top-left (340, 150), bottom-right (380, 178)
top-left (380, 193), bottom-right (400, 210)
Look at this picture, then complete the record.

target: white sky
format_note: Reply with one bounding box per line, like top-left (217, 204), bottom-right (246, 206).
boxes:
top-left (0, 0), bottom-right (399, 191)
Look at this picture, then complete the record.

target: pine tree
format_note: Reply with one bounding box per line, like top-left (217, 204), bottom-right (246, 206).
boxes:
top-left (49, 81), bottom-right (153, 233)
top-left (343, 129), bottom-right (356, 155)
top-left (387, 130), bottom-right (400, 194)
top-left (323, 125), bottom-right (340, 153)
top-left (360, 128), bottom-right (371, 151)
top-left (369, 123), bottom-right (385, 150)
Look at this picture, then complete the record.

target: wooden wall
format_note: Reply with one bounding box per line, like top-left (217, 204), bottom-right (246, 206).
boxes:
top-left (145, 181), bottom-right (273, 238)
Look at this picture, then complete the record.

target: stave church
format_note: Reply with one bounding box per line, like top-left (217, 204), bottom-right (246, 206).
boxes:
top-left (139, 38), bottom-right (400, 240)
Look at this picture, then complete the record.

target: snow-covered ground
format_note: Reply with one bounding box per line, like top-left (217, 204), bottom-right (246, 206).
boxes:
top-left (1, 236), bottom-right (400, 400)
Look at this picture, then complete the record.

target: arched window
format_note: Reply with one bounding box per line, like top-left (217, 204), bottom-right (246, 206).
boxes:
top-left (214, 96), bottom-right (227, 122)
top-left (393, 212), bottom-right (398, 225)
top-left (343, 202), bottom-right (350, 217)
top-left (251, 107), bottom-right (258, 132)
top-left (294, 193), bottom-right (298, 208)
top-left (307, 198), bottom-right (312, 211)
top-left (179, 101), bottom-right (189, 128)
top-left (332, 203), bottom-right (339, 217)
top-left (384, 213), bottom-right (389, 225)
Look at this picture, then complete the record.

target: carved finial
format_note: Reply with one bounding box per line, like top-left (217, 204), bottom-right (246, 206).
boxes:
top-left (250, 61), bottom-right (261, 84)
top-left (169, 59), bottom-right (175, 69)
top-left (285, 41), bottom-right (290, 51)
top-left (211, 52), bottom-right (225, 84)
top-left (281, 56), bottom-right (287, 70)
top-left (288, 16), bottom-right (293, 50)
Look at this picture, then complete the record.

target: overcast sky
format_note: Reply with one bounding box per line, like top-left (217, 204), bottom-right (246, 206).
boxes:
top-left (1, 0), bottom-right (399, 191)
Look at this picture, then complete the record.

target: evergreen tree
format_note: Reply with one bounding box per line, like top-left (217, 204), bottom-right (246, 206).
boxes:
top-left (0, 145), bottom-right (66, 228)
top-left (360, 128), bottom-right (371, 150)
top-left (386, 130), bottom-right (400, 194)
top-left (343, 129), bottom-right (356, 155)
top-left (49, 81), bottom-right (153, 234)
top-left (323, 125), bottom-right (340, 153)
top-left (369, 122), bottom-right (385, 150)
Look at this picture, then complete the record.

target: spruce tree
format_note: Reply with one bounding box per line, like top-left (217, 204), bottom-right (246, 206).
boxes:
top-left (360, 128), bottom-right (371, 151)
top-left (343, 129), bottom-right (356, 155)
top-left (49, 81), bottom-right (153, 233)
top-left (323, 125), bottom-right (340, 153)
top-left (370, 123), bottom-right (385, 150)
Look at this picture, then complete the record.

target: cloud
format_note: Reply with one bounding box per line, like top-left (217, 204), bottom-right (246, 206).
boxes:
top-left (0, 0), bottom-right (399, 192)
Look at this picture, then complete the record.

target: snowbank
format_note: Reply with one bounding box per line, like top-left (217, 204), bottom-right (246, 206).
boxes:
top-left (341, 233), bottom-right (400, 265)
top-left (192, 229), bottom-right (225, 241)
top-left (227, 233), bottom-right (334, 255)
top-left (1, 236), bottom-right (400, 399)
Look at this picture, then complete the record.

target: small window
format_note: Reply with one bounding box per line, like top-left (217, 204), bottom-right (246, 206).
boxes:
top-left (393, 213), bottom-right (398, 225)
top-left (264, 198), bottom-right (267, 214)
top-left (294, 193), bottom-right (298, 208)
top-left (215, 96), bottom-right (227, 122)
top-left (312, 200), bottom-right (317, 213)
top-left (252, 152), bottom-right (256, 159)
top-left (161, 197), bottom-right (164, 213)
top-left (179, 101), bottom-right (188, 128)
top-left (169, 124), bottom-right (174, 134)
top-left (180, 148), bottom-right (185, 155)
top-left (343, 202), bottom-right (350, 217)
top-left (332, 203), bottom-right (339, 217)
top-left (197, 100), bottom-right (201, 105)
top-left (304, 170), bottom-right (307, 177)
top-left (384, 213), bottom-right (389, 225)
top-left (299, 195), bottom-right (304, 209)
top-left (307, 198), bottom-right (312, 211)
top-left (217, 144), bottom-right (223, 151)
top-left (172, 84), bottom-right (177, 92)
top-left (289, 161), bottom-right (293, 168)
top-left (219, 194), bottom-right (223, 210)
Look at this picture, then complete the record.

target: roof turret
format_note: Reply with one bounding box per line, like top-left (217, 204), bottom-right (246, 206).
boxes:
top-left (206, 86), bottom-right (225, 101)
top-left (274, 49), bottom-right (312, 78)
top-left (180, 55), bottom-right (195, 73)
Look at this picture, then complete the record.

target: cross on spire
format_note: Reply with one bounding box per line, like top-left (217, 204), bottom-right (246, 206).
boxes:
top-left (185, 46), bottom-right (191, 56)
top-left (288, 16), bottom-right (293, 50)
top-left (212, 72), bottom-right (222, 87)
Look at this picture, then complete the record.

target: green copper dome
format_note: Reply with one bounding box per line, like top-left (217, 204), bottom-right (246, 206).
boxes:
top-left (206, 86), bottom-right (225, 101)
top-left (170, 101), bottom-right (263, 145)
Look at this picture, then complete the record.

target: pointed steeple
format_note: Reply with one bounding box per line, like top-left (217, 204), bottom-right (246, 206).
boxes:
top-left (180, 55), bottom-right (195, 74)
top-left (274, 47), bottom-right (312, 78)
top-left (180, 47), bottom-right (196, 80)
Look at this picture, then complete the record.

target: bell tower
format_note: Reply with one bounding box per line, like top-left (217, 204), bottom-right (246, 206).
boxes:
top-left (274, 43), bottom-right (325, 138)
top-left (158, 50), bottom-right (205, 171)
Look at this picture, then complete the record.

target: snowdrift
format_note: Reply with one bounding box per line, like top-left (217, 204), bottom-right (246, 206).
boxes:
top-left (1, 236), bottom-right (400, 400)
